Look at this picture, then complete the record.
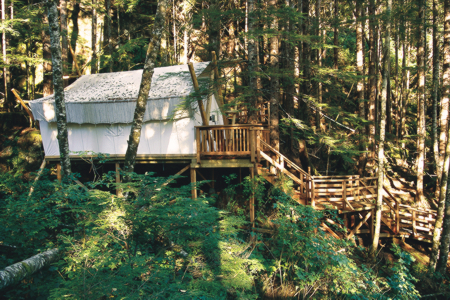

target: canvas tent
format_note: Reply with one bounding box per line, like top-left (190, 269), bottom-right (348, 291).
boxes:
top-left (30, 62), bottom-right (223, 157)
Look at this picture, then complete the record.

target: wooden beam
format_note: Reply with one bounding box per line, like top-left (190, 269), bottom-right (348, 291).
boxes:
top-left (321, 222), bottom-right (341, 239)
top-left (250, 167), bottom-right (255, 226)
top-left (190, 166), bottom-right (197, 199)
top-left (347, 211), bottom-right (372, 240)
top-left (195, 169), bottom-right (213, 188)
top-left (115, 163), bottom-right (123, 197)
top-left (11, 89), bottom-right (34, 122)
top-left (211, 51), bottom-right (229, 125)
top-left (28, 160), bottom-right (47, 198)
top-left (188, 62), bottom-right (208, 125)
top-left (56, 163), bottom-right (62, 182)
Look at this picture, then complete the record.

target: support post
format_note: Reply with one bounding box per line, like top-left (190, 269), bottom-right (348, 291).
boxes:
top-left (115, 163), bottom-right (123, 197)
top-left (256, 129), bottom-right (261, 162)
top-left (56, 163), bottom-right (61, 182)
top-left (342, 180), bottom-right (347, 210)
top-left (188, 62), bottom-right (208, 125)
top-left (11, 89), bottom-right (34, 123)
top-left (250, 167), bottom-right (255, 227)
top-left (396, 202), bottom-right (400, 234)
top-left (196, 127), bottom-right (201, 164)
top-left (250, 127), bottom-right (255, 163)
top-left (370, 209), bottom-right (374, 240)
top-left (412, 210), bottom-right (417, 238)
top-left (191, 166), bottom-right (197, 199)
top-left (211, 51), bottom-right (229, 125)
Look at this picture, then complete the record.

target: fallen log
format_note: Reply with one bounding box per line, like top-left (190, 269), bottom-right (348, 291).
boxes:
top-left (0, 248), bottom-right (60, 290)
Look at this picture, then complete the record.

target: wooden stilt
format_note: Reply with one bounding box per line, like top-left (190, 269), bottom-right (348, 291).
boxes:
top-left (249, 167), bottom-right (255, 227)
top-left (370, 209), bottom-right (374, 240)
top-left (56, 163), bottom-right (61, 182)
top-left (115, 163), bottom-right (123, 197)
top-left (191, 167), bottom-right (197, 199)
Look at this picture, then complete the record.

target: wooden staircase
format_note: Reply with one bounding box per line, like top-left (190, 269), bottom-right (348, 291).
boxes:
top-left (257, 140), bottom-right (437, 243)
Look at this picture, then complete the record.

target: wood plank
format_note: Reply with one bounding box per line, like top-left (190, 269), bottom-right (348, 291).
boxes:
top-left (347, 212), bottom-right (372, 239)
top-left (188, 62), bottom-right (208, 125)
top-left (321, 223), bottom-right (341, 239)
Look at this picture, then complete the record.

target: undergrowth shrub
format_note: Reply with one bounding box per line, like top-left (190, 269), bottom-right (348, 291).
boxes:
top-left (0, 169), bottom-right (427, 299)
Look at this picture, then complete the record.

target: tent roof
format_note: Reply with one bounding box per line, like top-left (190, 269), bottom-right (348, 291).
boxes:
top-left (30, 62), bottom-right (212, 124)
top-left (33, 61), bottom-right (211, 103)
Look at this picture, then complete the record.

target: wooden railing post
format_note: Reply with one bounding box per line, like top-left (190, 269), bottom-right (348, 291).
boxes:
top-left (196, 127), bottom-right (201, 164)
top-left (257, 129), bottom-right (261, 162)
top-left (342, 180), bottom-right (347, 210)
top-left (412, 210), bottom-right (417, 238)
top-left (250, 127), bottom-right (255, 163)
top-left (311, 178), bottom-right (315, 207)
top-left (306, 177), bottom-right (310, 205)
top-left (396, 202), bottom-right (400, 234)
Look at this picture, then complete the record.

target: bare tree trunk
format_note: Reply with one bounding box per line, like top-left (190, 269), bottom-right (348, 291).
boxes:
top-left (60, 0), bottom-right (68, 79)
top-left (433, 0), bottom-right (441, 199)
top-left (123, 0), bottom-right (167, 175)
top-left (356, 0), bottom-right (366, 176)
top-left (371, 0), bottom-right (390, 258)
top-left (42, 16), bottom-right (53, 97)
top-left (269, 0), bottom-right (279, 153)
top-left (416, 0), bottom-right (426, 205)
top-left (105, 0), bottom-right (113, 72)
top-left (435, 0), bottom-right (450, 275)
top-left (247, 0), bottom-right (258, 123)
top-left (91, 0), bottom-right (97, 74)
top-left (430, 88), bottom-right (450, 271)
top-left (46, 0), bottom-right (71, 176)
top-left (300, 0), bottom-right (310, 122)
top-left (401, 23), bottom-right (410, 149)
top-left (0, 248), bottom-right (60, 290)
top-left (368, 0), bottom-right (377, 171)
top-left (1, 0), bottom-right (9, 109)
top-left (333, 0), bottom-right (338, 70)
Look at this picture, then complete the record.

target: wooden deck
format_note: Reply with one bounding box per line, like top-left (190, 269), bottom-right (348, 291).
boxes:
top-left (193, 125), bottom-right (438, 243)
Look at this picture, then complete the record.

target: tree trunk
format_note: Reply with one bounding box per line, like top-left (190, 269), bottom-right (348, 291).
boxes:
top-left (105, 0), bottom-right (113, 72)
top-left (356, 0), bottom-right (366, 176)
top-left (70, 0), bottom-right (80, 74)
top-left (247, 0), bottom-right (258, 123)
top-left (60, 0), bottom-right (68, 79)
top-left (368, 0), bottom-right (377, 171)
top-left (269, 0), bottom-right (279, 153)
top-left (208, 0), bottom-right (220, 59)
top-left (433, 0), bottom-right (441, 199)
top-left (91, 0), bottom-right (97, 74)
top-left (436, 0), bottom-right (450, 275)
top-left (401, 23), bottom-right (410, 149)
top-left (300, 0), bottom-right (310, 122)
top-left (430, 89), bottom-right (450, 271)
top-left (2, 0), bottom-right (10, 110)
top-left (371, 0), bottom-right (390, 258)
top-left (333, 0), bottom-right (338, 70)
top-left (0, 248), bottom-right (60, 290)
top-left (46, 0), bottom-right (71, 176)
top-left (123, 0), bottom-right (167, 175)
top-left (42, 17), bottom-right (53, 97)
top-left (416, 0), bottom-right (426, 205)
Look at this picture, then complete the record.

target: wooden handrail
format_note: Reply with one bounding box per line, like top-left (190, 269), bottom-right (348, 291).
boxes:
top-left (260, 140), bottom-right (310, 177)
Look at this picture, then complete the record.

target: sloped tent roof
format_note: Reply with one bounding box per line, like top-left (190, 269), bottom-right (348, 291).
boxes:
top-left (30, 62), bottom-right (212, 124)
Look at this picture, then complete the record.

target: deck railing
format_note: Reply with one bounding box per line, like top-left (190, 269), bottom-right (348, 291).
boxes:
top-left (195, 125), bottom-right (267, 163)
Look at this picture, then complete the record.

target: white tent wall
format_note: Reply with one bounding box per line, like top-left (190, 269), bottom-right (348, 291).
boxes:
top-left (39, 95), bottom-right (223, 157)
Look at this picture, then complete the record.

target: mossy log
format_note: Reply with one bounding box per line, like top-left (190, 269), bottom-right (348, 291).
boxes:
top-left (0, 248), bottom-right (60, 290)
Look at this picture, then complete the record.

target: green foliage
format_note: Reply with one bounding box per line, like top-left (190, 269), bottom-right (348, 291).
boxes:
top-left (0, 170), bottom-right (260, 299)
